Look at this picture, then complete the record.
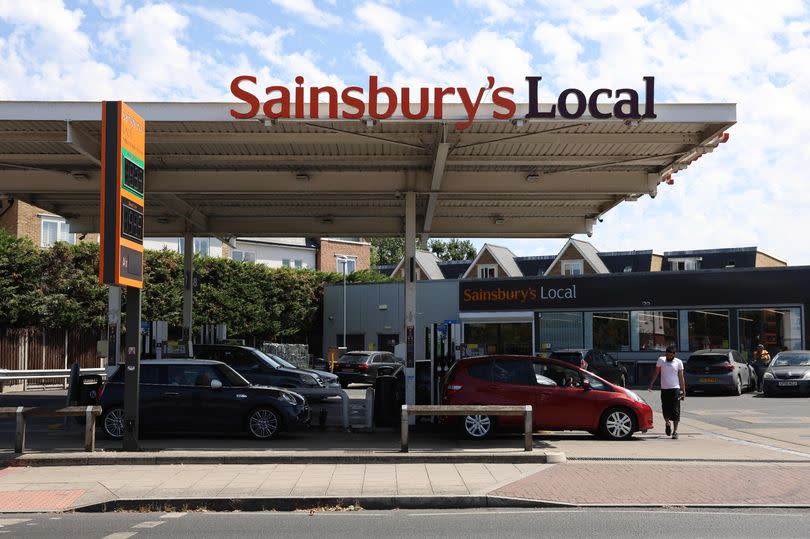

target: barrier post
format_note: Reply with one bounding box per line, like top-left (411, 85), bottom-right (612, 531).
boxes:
top-left (15, 406), bottom-right (25, 454)
top-left (85, 405), bottom-right (96, 451)
top-left (524, 405), bottom-right (533, 451)
top-left (400, 405), bottom-right (409, 452)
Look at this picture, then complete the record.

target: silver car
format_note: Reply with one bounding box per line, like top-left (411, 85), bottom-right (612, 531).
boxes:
top-left (684, 349), bottom-right (756, 395)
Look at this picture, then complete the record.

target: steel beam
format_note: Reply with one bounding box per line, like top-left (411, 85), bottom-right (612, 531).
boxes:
top-left (65, 121), bottom-right (101, 166)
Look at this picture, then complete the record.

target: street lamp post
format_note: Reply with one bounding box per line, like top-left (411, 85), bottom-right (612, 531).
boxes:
top-left (336, 256), bottom-right (350, 349)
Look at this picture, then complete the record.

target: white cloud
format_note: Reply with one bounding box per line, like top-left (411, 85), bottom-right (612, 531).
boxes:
top-left (269, 0), bottom-right (342, 28)
top-left (457, 0), bottom-right (525, 24)
top-left (183, 5), bottom-right (261, 35)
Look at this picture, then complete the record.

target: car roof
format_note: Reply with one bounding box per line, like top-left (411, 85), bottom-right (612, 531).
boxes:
top-left (551, 349), bottom-right (588, 353)
top-left (140, 359), bottom-right (224, 365)
top-left (342, 351), bottom-right (377, 355)
top-left (455, 354), bottom-right (582, 370)
top-left (195, 344), bottom-right (250, 350)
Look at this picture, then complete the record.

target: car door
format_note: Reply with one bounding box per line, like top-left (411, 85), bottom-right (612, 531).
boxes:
top-left (173, 363), bottom-right (233, 433)
top-left (489, 358), bottom-right (540, 429)
top-left (137, 363), bottom-right (168, 433)
top-left (162, 364), bottom-right (201, 433)
top-left (533, 362), bottom-right (595, 430)
top-left (197, 364), bottom-right (251, 434)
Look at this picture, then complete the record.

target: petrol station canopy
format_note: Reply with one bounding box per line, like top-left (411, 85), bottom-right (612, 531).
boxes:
top-left (0, 101), bottom-right (735, 240)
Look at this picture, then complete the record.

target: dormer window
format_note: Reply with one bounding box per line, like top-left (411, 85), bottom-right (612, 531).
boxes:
top-left (561, 260), bottom-right (583, 276)
top-left (477, 264), bottom-right (497, 278)
top-left (669, 257), bottom-right (701, 271)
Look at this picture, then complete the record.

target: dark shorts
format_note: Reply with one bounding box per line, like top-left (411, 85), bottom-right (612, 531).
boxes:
top-left (661, 388), bottom-right (681, 422)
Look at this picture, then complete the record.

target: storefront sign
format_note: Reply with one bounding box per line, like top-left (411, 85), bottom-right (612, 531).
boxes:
top-left (229, 75), bottom-right (656, 130)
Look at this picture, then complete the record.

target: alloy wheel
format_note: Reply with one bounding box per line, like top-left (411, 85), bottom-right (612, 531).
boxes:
top-left (103, 407), bottom-right (125, 439)
top-left (603, 410), bottom-right (633, 440)
top-left (249, 408), bottom-right (280, 440)
top-left (464, 414), bottom-right (492, 439)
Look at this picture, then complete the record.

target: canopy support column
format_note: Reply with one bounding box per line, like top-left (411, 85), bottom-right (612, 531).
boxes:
top-left (182, 232), bottom-right (194, 356)
top-left (404, 191), bottom-right (416, 423)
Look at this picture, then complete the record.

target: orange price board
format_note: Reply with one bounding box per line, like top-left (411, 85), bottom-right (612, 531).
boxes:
top-left (99, 102), bottom-right (146, 288)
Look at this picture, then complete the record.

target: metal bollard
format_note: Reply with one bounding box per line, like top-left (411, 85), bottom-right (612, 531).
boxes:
top-left (400, 405), bottom-right (409, 452)
top-left (84, 406), bottom-right (95, 452)
top-left (524, 405), bottom-right (533, 451)
top-left (15, 406), bottom-right (25, 454)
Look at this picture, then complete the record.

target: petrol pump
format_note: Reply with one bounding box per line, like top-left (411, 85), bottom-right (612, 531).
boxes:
top-left (424, 320), bottom-right (462, 405)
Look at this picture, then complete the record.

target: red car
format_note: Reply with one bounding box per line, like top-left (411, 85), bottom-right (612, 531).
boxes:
top-left (442, 355), bottom-right (653, 441)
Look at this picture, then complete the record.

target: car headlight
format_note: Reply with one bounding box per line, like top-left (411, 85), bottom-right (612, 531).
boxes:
top-left (763, 372), bottom-right (774, 379)
top-left (301, 375), bottom-right (320, 387)
top-left (623, 389), bottom-right (646, 403)
top-left (802, 371), bottom-right (810, 380)
top-left (279, 392), bottom-right (297, 405)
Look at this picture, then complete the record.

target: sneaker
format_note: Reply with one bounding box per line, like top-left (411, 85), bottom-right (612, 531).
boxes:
top-left (665, 423), bottom-right (672, 436)
top-left (672, 432), bottom-right (679, 440)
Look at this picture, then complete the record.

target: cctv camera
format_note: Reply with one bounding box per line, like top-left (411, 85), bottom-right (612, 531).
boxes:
top-left (587, 231), bottom-right (593, 238)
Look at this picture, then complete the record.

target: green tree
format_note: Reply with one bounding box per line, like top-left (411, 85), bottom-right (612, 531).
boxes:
top-left (428, 238), bottom-right (478, 261)
top-left (0, 230), bottom-right (45, 326)
top-left (370, 237), bottom-right (405, 266)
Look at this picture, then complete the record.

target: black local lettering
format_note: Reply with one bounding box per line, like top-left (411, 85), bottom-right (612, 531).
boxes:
top-left (526, 76), bottom-right (656, 120)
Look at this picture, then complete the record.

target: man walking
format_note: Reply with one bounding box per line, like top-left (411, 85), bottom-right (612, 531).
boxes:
top-left (648, 346), bottom-right (686, 439)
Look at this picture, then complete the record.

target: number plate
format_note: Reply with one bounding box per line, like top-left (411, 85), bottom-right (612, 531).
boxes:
top-left (699, 377), bottom-right (719, 383)
top-left (778, 381), bottom-right (798, 387)
top-left (341, 367), bottom-right (354, 372)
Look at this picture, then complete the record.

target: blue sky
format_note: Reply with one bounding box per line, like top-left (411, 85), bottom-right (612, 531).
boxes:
top-left (1, 0), bottom-right (808, 263)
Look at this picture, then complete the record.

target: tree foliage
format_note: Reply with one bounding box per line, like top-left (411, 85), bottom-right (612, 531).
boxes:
top-left (0, 229), bottom-right (396, 340)
top-left (370, 237), bottom-right (405, 266)
top-left (428, 238), bottom-right (478, 261)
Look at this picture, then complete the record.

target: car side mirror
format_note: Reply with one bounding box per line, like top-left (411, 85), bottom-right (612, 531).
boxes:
top-left (210, 379), bottom-right (223, 390)
top-left (581, 378), bottom-right (592, 391)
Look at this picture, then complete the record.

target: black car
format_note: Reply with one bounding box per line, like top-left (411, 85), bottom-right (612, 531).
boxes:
top-left (98, 360), bottom-right (310, 440)
top-left (549, 349), bottom-right (628, 387)
top-left (261, 351), bottom-right (341, 390)
top-left (762, 350), bottom-right (810, 396)
top-left (193, 344), bottom-right (332, 393)
top-left (333, 351), bottom-right (404, 387)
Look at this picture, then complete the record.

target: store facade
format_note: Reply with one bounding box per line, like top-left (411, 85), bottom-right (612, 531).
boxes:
top-left (323, 266), bottom-right (809, 384)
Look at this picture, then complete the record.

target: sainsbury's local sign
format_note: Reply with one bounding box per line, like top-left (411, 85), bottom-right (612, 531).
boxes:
top-left (230, 75), bottom-right (656, 130)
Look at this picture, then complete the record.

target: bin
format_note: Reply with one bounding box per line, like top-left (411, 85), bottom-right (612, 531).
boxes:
top-left (373, 374), bottom-right (401, 427)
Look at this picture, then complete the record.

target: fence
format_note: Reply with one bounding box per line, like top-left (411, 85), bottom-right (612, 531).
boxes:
top-left (0, 327), bottom-right (102, 391)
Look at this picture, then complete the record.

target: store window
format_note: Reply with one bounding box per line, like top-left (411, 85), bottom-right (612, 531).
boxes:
top-left (688, 310), bottom-right (729, 350)
top-left (592, 312), bottom-right (630, 352)
top-left (477, 264), bottom-right (497, 278)
top-left (463, 323), bottom-right (532, 356)
top-left (636, 311), bottom-right (678, 351)
top-left (41, 218), bottom-right (75, 247)
top-left (738, 307), bottom-right (802, 359)
top-left (536, 312), bottom-right (584, 354)
top-left (561, 260), bottom-right (583, 276)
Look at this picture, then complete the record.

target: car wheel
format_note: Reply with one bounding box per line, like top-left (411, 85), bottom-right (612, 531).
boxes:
top-left (734, 377), bottom-right (742, 396)
top-left (599, 407), bottom-right (636, 441)
top-left (102, 406), bottom-right (125, 440)
top-left (247, 407), bottom-right (281, 440)
top-left (462, 414), bottom-right (493, 440)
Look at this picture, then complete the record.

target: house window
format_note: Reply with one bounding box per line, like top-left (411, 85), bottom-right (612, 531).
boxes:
top-left (40, 218), bottom-right (75, 247)
top-left (179, 237), bottom-right (210, 257)
top-left (561, 260), bottom-right (583, 276)
top-left (336, 256), bottom-right (356, 274)
top-left (670, 257), bottom-right (701, 271)
top-left (477, 264), bottom-right (497, 279)
top-left (294, 259), bottom-right (303, 269)
top-left (282, 259), bottom-right (291, 267)
top-left (232, 250), bottom-right (256, 263)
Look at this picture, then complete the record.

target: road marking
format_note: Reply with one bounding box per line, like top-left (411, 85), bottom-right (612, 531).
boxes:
top-left (407, 509), bottom-right (810, 517)
top-left (0, 519), bottom-right (31, 526)
top-left (132, 521), bottom-right (164, 528)
top-left (160, 512), bottom-right (187, 519)
top-left (102, 533), bottom-right (137, 539)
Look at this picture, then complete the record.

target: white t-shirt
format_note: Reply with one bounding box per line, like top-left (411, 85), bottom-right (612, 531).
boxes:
top-left (657, 356), bottom-right (684, 389)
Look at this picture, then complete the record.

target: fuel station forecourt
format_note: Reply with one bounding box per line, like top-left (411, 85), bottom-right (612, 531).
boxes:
top-left (0, 74), bottom-right (735, 445)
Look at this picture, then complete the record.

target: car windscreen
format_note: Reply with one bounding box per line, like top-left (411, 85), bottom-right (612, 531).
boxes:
top-left (253, 350), bottom-right (284, 368)
top-left (263, 352), bottom-right (297, 369)
top-left (340, 354), bottom-right (371, 364)
top-left (687, 355), bottom-right (729, 364)
top-left (771, 353), bottom-right (810, 367)
top-left (549, 352), bottom-right (583, 364)
top-left (214, 364), bottom-right (250, 387)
